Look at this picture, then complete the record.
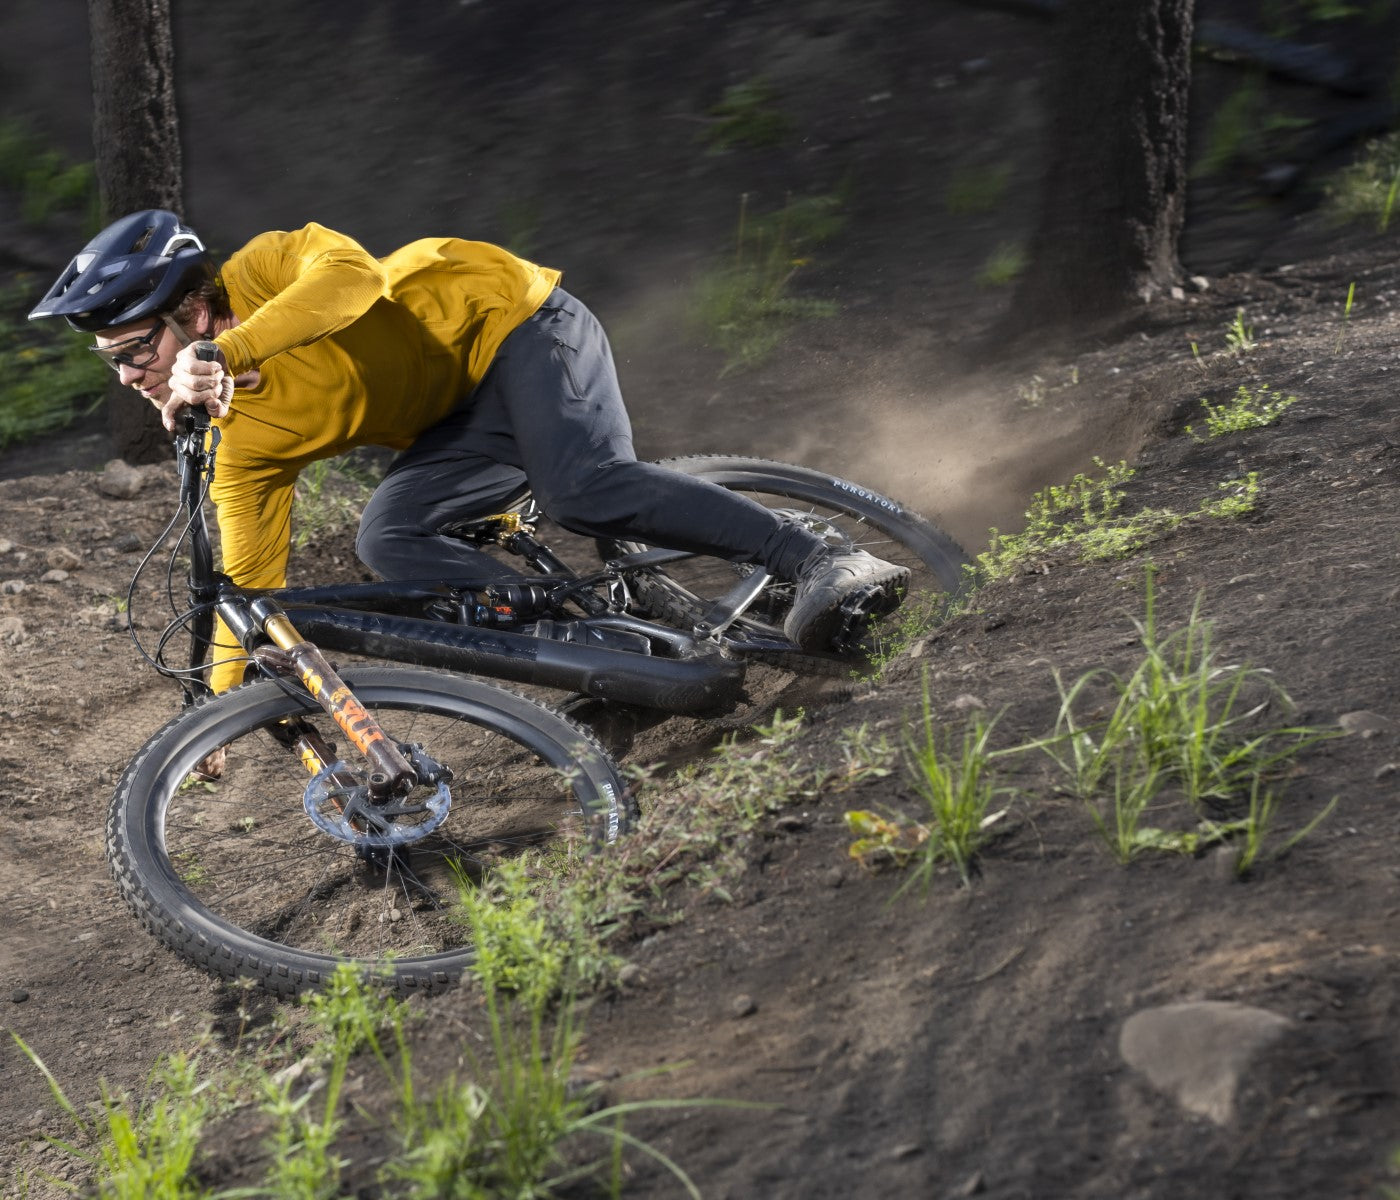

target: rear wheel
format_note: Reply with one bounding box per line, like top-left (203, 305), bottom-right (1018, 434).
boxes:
top-left (604, 456), bottom-right (971, 670)
top-left (106, 667), bottom-right (628, 996)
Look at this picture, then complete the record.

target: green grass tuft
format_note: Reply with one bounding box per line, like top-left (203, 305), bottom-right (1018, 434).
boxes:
top-left (1032, 567), bottom-right (1338, 864)
top-left (702, 80), bottom-right (793, 152)
top-left (976, 240), bottom-right (1027, 287)
top-left (692, 193), bottom-right (843, 375)
top-left (1186, 384), bottom-right (1297, 440)
top-left (976, 460), bottom-right (1261, 581)
top-left (1326, 131), bottom-right (1400, 232)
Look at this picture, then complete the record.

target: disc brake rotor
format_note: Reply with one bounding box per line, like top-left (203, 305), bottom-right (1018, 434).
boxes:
top-left (303, 761), bottom-right (452, 849)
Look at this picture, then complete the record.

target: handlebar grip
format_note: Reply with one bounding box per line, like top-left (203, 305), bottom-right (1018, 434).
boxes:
top-left (194, 341), bottom-right (220, 363)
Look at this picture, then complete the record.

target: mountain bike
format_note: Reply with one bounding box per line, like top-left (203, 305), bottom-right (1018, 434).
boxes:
top-left (107, 363), bottom-right (969, 996)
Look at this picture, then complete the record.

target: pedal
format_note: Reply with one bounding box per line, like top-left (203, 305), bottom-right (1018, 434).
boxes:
top-left (833, 582), bottom-right (904, 648)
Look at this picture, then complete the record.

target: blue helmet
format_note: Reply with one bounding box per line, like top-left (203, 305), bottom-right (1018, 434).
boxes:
top-left (29, 209), bottom-right (215, 333)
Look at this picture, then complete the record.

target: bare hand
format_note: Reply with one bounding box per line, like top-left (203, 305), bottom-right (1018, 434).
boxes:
top-left (164, 342), bottom-right (233, 431)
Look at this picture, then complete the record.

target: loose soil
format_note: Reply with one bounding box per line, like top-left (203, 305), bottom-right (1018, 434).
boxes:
top-left (4, 3), bottom-right (1400, 1197)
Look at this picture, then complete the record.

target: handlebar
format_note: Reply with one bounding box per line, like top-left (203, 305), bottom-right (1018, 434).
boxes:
top-left (177, 342), bottom-right (222, 435)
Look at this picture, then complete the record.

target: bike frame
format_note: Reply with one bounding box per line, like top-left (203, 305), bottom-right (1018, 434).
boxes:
top-left (166, 407), bottom-right (753, 718)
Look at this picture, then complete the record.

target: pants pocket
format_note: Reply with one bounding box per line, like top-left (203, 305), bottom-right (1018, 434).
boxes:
top-left (552, 335), bottom-right (587, 401)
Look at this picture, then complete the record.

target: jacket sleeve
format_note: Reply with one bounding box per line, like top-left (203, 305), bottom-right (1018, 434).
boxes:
top-left (206, 460), bottom-right (298, 693)
top-left (214, 224), bottom-right (388, 377)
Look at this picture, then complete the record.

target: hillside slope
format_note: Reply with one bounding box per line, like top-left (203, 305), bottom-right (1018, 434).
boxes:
top-left (3, 238), bottom-right (1399, 1197)
top-left (3, 2), bottom-right (1400, 1196)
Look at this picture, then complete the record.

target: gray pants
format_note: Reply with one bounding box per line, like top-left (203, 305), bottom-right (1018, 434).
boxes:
top-left (357, 288), bottom-right (820, 583)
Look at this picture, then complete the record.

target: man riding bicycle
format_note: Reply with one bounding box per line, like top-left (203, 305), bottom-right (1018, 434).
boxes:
top-left (31, 210), bottom-right (907, 691)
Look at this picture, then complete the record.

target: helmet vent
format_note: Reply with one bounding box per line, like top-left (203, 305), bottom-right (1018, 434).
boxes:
top-left (163, 232), bottom-right (205, 257)
top-left (131, 226), bottom-right (156, 253)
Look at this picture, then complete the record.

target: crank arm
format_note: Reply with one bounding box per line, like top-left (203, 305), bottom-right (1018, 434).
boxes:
top-left (693, 569), bottom-right (776, 638)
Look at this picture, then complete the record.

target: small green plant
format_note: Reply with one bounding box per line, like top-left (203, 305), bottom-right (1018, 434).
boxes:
top-left (830, 722), bottom-right (897, 789)
top-left (398, 986), bottom-right (593, 1197)
top-left (705, 710), bottom-right (814, 825)
top-left (844, 808), bottom-right (929, 870)
top-left (454, 858), bottom-right (576, 1008)
top-left (1326, 131), bottom-right (1400, 231)
top-left (494, 196), bottom-right (542, 259)
top-left (12, 1034), bottom-right (212, 1200)
top-left (692, 193), bottom-right (843, 374)
top-left (1193, 78), bottom-right (1312, 178)
top-left (1082, 758), bottom-right (1176, 863)
top-left (292, 454), bottom-right (380, 548)
top-left (980, 457), bottom-right (1134, 576)
top-left (557, 708), bottom-right (826, 915)
top-left (302, 961), bottom-right (410, 1064)
top-left (1232, 775), bottom-right (1338, 877)
top-left (260, 965), bottom-right (411, 1200)
top-left (1195, 78), bottom-right (1265, 177)
top-left (1307, 0), bottom-right (1363, 16)
top-left (392, 986), bottom-right (726, 1199)
top-left (1264, 0), bottom-right (1378, 31)
top-left (977, 459), bottom-right (1261, 580)
top-left (976, 240), bottom-right (1027, 287)
top-left (1198, 472), bottom-right (1261, 520)
top-left (1034, 568), bottom-right (1337, 863)
top-left (1225, 308), bottom-right (1256, 354)
top-left (844, 686), bottom-right (1011, 890)
top-left (702, 79), bottom-right (793, 152)
top-left (900, 685), bottom-right (1010, 888)
top-left (865, 590), bottom-right (949, 677)
top-left (386, 899), bottom-right (731, 1198)
top-left (171, 849), bottom-right (211, 883)
top-left (0, 117), bottom-right (99, 227)
top-left (1335, 281), bottom-right (1357, 354)
top-left (944, 163), bottom-right (1012, 215)
top-left (1186, 384), bottom-right (1297, 440)
top-left (260, 1071), bottom-right (347, 1200)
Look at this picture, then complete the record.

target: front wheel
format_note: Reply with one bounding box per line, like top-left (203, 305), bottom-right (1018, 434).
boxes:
top-left (106, 667), bottom-right (628, 997)
top-left (605, 456), bottom-right (971, 669)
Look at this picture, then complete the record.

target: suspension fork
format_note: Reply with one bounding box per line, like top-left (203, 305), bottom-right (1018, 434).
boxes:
top-left (227, 593), bottom-right (419, 798)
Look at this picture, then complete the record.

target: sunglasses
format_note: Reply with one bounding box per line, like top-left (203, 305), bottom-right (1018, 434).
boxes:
top-left (90, 314), bottom-right (190, 372)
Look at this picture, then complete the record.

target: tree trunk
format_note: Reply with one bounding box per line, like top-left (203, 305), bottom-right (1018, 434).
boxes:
top-left (1007, 0), bottom-right (1195, 330)
top-left (88, 0), bottom-right (182, 464)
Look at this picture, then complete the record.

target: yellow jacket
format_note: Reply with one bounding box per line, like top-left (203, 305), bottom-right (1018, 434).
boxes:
top-left (206, 222), bottom-right (560, 690)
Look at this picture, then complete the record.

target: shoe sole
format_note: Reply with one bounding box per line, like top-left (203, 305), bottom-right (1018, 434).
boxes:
top-left (790, 567), bottom-right (910, 650)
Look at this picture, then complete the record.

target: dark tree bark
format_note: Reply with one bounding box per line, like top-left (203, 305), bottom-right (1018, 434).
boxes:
top-left (88, 0), bottom-right (183, 464)
top-left (1007, 0), bottom-right (1195, 330)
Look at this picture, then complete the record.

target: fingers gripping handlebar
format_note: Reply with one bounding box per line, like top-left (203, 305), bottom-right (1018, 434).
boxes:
top-left (194, 339), bottom-right (234, 413)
